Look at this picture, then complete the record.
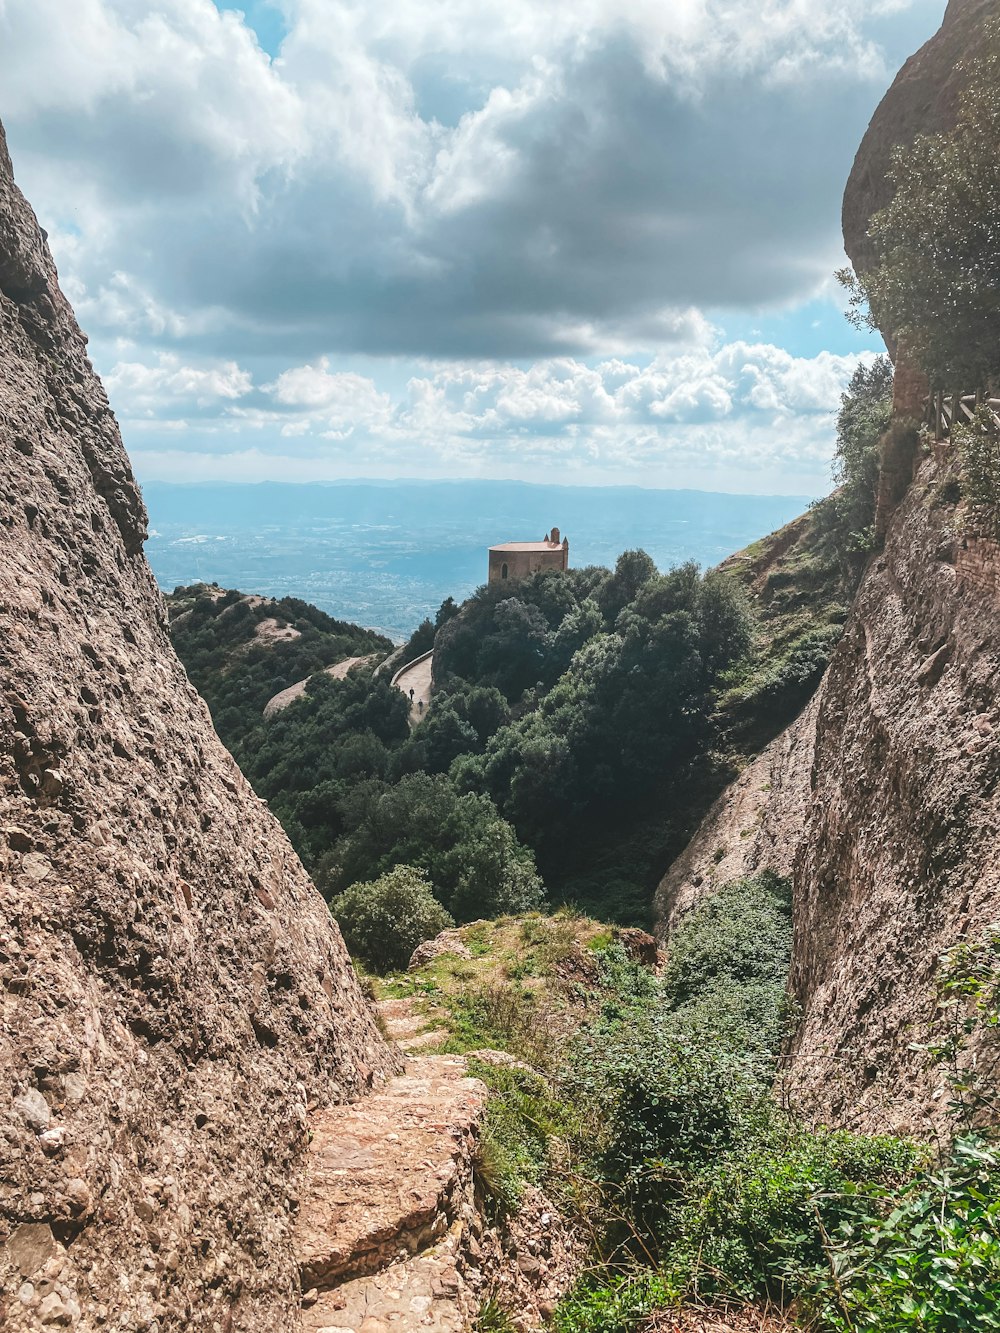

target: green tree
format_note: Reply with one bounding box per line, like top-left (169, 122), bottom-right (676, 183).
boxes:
top-left (331, 772), bottom-right (545, 920)
top-left (812, 356), bottom-right (894, 578)
top-left (331, 865), bottom-right (454, 973)
top-left (598, 549), bottom-right (658, 625)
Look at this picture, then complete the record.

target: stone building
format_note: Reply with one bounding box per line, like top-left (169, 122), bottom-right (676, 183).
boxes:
top-left (488, 527), bottom-right (569, 584)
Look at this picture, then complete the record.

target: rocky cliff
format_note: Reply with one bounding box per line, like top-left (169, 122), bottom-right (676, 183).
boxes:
top-left (655, 695), bottom-right (818, 933)
top-left (782, 444), bottom-right (1000, 1132)
top-left (842, 0), bottom-right (996, 302)
top-left (659, 0), bottom-right (1000, 1135)
top-left (0, 122), bottom-right (396, 1331)
top-left (784, 0), bottom-right (1000, 1133)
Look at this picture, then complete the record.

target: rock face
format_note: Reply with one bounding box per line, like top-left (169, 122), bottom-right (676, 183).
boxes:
top-left (0, 121), bottom-right (396, 1331)
top-left (784, 452), bottom-right (999, 1133)
top-left (655, 695), bottom-right (819, 932)
top-left (781, 0), bottom-right (1000, 1132)
top-left (654, 0), bottom-right (1000, 1137)
top-left (659, 452), bottom-right (1000, 1133)
top-left (843, 0), bottom-right (996, 335)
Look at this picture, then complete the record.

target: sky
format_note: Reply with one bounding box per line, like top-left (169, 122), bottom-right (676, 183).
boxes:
top-left (0, 0), bottom-right (946, 495)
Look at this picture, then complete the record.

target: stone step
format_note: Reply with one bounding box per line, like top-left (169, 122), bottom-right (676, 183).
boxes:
top-left (300, 1221), bottom-right (472, 1332)
top-left (377, 997), bottom-right (448, 1053)
top-left (294, 1057), bottom-right (487, 1298)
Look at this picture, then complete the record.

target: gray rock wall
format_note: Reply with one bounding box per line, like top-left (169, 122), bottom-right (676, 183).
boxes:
top-left (784, 454), bottom-right (1000, 1134)
top-left (0, 121), bottom-right (395, 1332)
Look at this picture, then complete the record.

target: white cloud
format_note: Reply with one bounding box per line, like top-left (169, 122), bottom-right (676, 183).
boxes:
top-left (0, 0), bottom-right (943, 360)
top-left (116, 340), bottom-right (876, 491)
top-left (0, 0), bottom-right (934, 490)
top-left (105, 352), bottom-right (253, 414)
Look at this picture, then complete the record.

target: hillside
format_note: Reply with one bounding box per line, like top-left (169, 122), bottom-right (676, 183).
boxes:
top-left (166, 518), bottom-right (847, 931)
top-left (165, 582), bottom-right (393, 752)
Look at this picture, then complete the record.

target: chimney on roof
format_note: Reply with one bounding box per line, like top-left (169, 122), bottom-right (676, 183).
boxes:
top-left (550, 527), bottom-right (560, 545)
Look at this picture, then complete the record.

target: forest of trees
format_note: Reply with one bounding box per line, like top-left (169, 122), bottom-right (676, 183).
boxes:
top-left (165, 359), bottom-right (892, 939)
top-left (158, 359), bottom-right (897, 954)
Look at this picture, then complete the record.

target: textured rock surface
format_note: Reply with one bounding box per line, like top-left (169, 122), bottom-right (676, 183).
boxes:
top-left (0, 120), bottom-right (396, 1330)
top-left (296, 1055), bottom-right (582, 1332)
top-left (378, 996), bottom-right (449, 1054)
top-left (296, 1058), bottom-right (487, 1293)
top-left (843, 0), bottom-right (996, 329)
top-left (774, 0), bottom-right (1000, 1133)
top-left (408, 930), bottom-right (474, 971)
top-left (654, 695), bottom-right (818, 933)
top-left (785, 454), bottom-right (1000, 1132)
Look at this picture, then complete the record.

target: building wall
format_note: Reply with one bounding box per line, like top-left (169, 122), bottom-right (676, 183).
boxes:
top-left (488, 546), bottom-right (567, 584)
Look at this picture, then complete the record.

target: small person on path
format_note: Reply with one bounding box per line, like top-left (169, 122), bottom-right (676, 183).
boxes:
top-left (418, 700), bottom-right (424, 713)
top-left (409, 687), bottom-right (415, 702)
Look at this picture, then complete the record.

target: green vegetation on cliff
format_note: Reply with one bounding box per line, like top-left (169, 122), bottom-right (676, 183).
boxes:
top-left (382, 891), bottom-right (1000, 1331)
top-left (718, 356), bottom-right (891, 751)
top-left (378, 881), bottom-right (933, 1330)
top-left (840, 20), bottom-right (1000, 386)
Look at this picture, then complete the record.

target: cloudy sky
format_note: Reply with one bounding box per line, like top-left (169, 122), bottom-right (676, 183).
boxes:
top-left (0, 0), bottom-right (944, 494)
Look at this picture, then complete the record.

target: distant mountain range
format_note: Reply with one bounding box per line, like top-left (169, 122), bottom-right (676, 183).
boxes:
top-left (142, 479), bottom-right (816, 640)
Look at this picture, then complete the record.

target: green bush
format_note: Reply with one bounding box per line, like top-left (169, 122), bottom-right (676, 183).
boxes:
top-left (552, 1270), bottom-right (682, 1333)
top-left (661, 871), bottom-right (791, 1009)
top-left (817, 1137), bottom-right (1000, 1331)
top-left (330, 865), bottom-right (454, 973)
top-left (551, 876), bottom-right (927, 1320)
top-left (468, 1058), bottom-right (576, 1214)
top-left (810, 356), bottom-right (893, 579)
top-left (955, 408), bottom-right (1000, 538)
top-left (330, 772), bottom-right (545, 921)
top-left (680, 1115), bottom-right (921, 1302)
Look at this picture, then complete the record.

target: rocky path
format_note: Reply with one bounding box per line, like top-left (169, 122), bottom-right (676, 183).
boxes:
top-left (377, 996), bottom-right (448, 1054)
top-left (295, 1056), bottom-right (487, 1332)
top-left (293, 989), bottom-right (581, 1331)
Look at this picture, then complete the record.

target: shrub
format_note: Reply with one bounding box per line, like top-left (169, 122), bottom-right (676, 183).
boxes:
top-left (661, 871), bottom-right (791, 1009)
top-left (810, 357), bottom-right (892, 581)
top-left (330, 864), bottom-right (454, 973)
top-left (470, 1059), bottom-right (574, 1213)
top-left (681, 1115), bottom-right (922, 1302)
top-left (332, 772), bottom-right (545, 921)
top-left (956, 408), bottom-right (1000, 539)
top-left (817, 1137), bottom-right (1000, 1332)
top-left (552, 1270), bottom-right (682, 1333)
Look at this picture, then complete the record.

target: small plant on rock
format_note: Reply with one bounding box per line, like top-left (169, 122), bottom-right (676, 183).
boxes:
top-left (955, 409), bottom-right (1000, 539)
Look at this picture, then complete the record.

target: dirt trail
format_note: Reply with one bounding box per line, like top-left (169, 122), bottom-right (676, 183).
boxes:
top-left (263, 655), bottom-right (377, 716)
